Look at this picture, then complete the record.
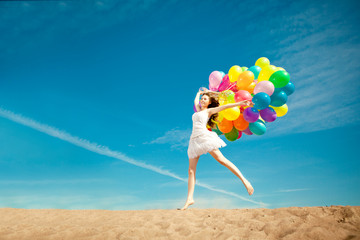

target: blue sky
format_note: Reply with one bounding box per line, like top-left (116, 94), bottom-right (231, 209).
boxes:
top-left (0, 0), bottom-right (359, 210)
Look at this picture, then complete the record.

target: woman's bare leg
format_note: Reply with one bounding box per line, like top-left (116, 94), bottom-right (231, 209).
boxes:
top-left (209, 149), bottom-right (254, 195)
top-left (179, 156), bottom-right (200, 210)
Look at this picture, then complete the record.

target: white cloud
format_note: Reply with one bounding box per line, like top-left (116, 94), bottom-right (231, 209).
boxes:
top-left (0, 107), bottom-right (265, 207)
top-left (262, 3), bottom-right (360, 136)
top-left (144, 128), bottom-right (191, 149)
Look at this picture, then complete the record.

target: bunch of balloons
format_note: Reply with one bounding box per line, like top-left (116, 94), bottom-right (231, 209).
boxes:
top-left (199, 57), bottom-right (295, 141)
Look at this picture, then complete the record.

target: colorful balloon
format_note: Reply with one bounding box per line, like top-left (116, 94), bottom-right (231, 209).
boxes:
top-left (233, 113), bottom-right (249, 131)
top-left (222, 107), bottom-right (240, 121)
top-left (270, 89), bottom-right (287, 107)
top-left (242, 126), bottom-right (253, 135)
top-left (237, 130), bottom-right (243, 139)
top-left (243, 82), bottom-right (256, 94)
top-left (225, 127), bottom-right (239, 141)
top-left (272, 104), bottom-right (288, 117)
top-left (249, 120), bottom-right (266, 135)
top-left (255, 57), bottom-right (270, 69)
top-left (281, 82), bottom-right (295, 96)
top-left (269, 71), bottom-right (290, 88)
top-left (217, 118), bottom-right (233, 133)
top-left (234, 90), bottom-right (252, 102)
top-left (218, 74), bottom-right (230, 92)
top-left (260, 107), bottom-right (277, 122)
top-left (254, 80), bottom-right (275, 96)
top-left (258, 65), bottom-right (277, 82)
top-left (226, 91), bottom-right (235, 103)
top-left (209, 71), bottom-right (223, 91)
top-left (252, 92), bottom-right (271, 110)
top-left (248, 66), bottom-right (261, 79)
top-left (211, 125), bottom-right (223, 135)
top-left (237, 71), bottom-right (255, 89)
top-left (228, 65), bottom-right (243, 83)
top-left (201, 57), bottom-right (293, 140)
top-left (243, 107), bottom-right (259, 123)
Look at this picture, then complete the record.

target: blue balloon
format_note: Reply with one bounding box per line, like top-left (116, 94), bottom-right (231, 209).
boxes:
top-left (249, 120), bottom-right (266, 135)
top-left (248, 66), bottom-right (261, 79)
top-left (270, 89), bottom-right (287, 107)
top-left (219, 71), bottom-right (225, 78)
top-left (252, 92), bottom-right (271, 110)
top-left (281, 82), bottom-right (295, 96)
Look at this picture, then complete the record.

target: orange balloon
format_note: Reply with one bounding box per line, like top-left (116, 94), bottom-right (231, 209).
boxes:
top-left (217, 118), bottom-right (233, 133)
top-left (233, 114), bottom-right (249, 131)
top-left (237, 71), bottom-right (254, 89)
top-left (243, 82), bottom-right (256, 94)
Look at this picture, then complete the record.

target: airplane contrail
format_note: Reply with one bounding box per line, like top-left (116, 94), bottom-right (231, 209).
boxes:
top-left (0, 107), bottom-right (266, 206)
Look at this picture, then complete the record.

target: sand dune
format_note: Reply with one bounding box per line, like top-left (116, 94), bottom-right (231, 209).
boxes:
top-left (0, 206), bottom-right (359, 240)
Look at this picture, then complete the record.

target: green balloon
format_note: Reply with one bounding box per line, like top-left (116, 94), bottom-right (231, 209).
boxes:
top-left (241, 66), bottom-right (248, 72)
top-left (226, 91), bottom-right (235, 102)
top-left (269, 71), bottom-right (290, 88)
top-left (225, 127), bottom-right (239, 141)
top-left (212, 125), bottom-right (223, 135)
top-left (249, 120), bottom-right (266, 135)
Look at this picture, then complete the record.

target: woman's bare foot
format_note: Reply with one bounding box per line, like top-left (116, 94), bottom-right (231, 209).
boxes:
top-left (178, 200), bottom-right (194, 210)
top-left (244, 179), bottom-right (254, 195)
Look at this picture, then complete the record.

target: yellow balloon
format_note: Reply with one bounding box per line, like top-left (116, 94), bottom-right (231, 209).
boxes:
top-left (228, 65), bottom-right (243, 83)
top-left (276, 67), bottom-right (286, 71)
top-left (255, 57), bottom-right (270, 69)
top-left (272, 104), bottom-right (288, 117)
top-left (258, 65), bottom-right (277, 82)
top-left (217, 112), bottom-right (224, 122)
top-left (218, 92), bottom-right (228, 105)
top-left (222, 107), bottom-right (240, 121)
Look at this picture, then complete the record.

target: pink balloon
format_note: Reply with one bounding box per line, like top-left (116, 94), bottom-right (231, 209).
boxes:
top-left (254, 81), bottom-right (275, 96)
top-left (234, 90), bottom-right (252, 102)
top-left (218, 74), bottom-right (230, 92)
top-left (209, 71), bottom-right (223, 91)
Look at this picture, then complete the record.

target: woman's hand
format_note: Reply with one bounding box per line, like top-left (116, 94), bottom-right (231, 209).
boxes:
top-left (198, 87), bottom-right (209, 94)
top-left (239, 100), bottom-right (253, 106)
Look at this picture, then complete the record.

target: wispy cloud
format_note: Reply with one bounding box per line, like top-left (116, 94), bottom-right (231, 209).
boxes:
top-left (260, 3), bottom-right (360, 136)
top-left (144, 128), bottom-right (191, 150)
top-left (0, 107), bottom-right (265, 207)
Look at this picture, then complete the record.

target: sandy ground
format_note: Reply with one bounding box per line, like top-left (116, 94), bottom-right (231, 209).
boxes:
top-left (0, 206), bottom-right (359, 240)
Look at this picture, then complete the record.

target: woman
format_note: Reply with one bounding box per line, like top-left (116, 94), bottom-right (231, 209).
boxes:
top-left (179, 89), bottom-right (254, 210)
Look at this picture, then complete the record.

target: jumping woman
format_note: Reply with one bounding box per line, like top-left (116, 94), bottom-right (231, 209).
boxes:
top-left (179, 89), bottom-right (254, 210)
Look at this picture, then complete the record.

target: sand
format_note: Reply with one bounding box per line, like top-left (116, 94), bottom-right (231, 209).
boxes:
top-left (0, 206), bottom-right (359, 240)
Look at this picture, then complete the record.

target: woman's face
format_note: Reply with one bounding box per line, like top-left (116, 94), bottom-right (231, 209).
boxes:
top-left (200, 95), bottom-right (211, 108)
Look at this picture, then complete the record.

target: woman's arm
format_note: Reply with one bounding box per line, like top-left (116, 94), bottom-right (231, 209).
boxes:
top-left (194, 91), bottom-right (202, 112)
top-left (208, 100), bottom-right (252, 115)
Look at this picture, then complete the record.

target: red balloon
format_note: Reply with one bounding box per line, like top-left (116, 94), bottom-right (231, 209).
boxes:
top-left (237, 130), bottom-right (243, 139)
top-left (234, 90), bottom-right (252, 102)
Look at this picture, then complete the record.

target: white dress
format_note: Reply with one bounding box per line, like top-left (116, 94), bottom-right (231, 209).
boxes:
top-left (187, 110), bottom-right (227, 159)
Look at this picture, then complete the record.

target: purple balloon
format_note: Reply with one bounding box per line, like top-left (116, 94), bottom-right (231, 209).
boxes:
top-left (260, 107), bottom-right (277, 122)
top-left (242, 127), bottom-right (253, 135)
top-left (243, 107), bottom-right (259, 123)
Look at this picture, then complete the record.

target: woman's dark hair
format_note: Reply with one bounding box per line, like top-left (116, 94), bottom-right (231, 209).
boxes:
top-left (202, 92), bottom-right (219, 128)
